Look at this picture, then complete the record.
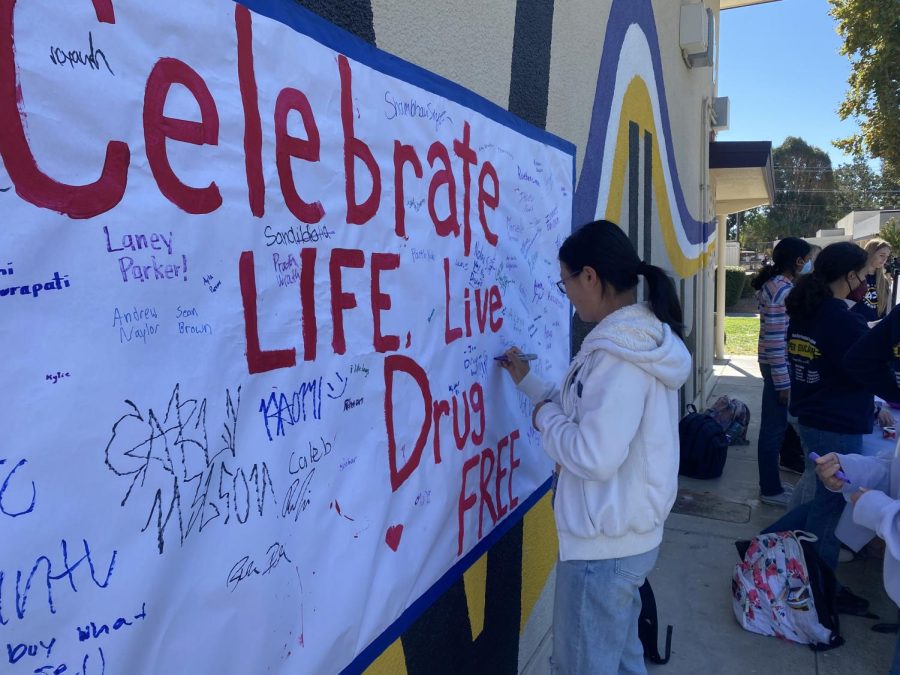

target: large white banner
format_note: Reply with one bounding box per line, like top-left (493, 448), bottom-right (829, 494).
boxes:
top-left (0, 1), bottom-right (573, 673)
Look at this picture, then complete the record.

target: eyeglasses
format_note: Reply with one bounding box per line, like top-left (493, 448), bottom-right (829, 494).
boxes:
top-left (556, 270), bottom-right (581, 294)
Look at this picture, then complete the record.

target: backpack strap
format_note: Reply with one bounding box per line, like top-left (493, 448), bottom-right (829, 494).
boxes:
top-left (638, 580), bottom-right (673, 664)
top-left (794, 530), bottom-right (820, 545)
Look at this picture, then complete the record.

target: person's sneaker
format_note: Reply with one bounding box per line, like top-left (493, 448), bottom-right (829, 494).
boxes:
top-left (759, 485), bottom-right (793, 507)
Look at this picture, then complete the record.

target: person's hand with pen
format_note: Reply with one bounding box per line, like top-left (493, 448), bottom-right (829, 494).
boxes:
top-left (813, 452), bottom-right (869, 504)
top-left (495, 347), bottom-right (533, 384)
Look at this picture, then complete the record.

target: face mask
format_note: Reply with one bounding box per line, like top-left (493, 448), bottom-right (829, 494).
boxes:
top-left (800, 259), bottom-right (813, 275)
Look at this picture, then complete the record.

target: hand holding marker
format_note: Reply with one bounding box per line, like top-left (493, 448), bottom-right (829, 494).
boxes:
top-left (494, 353), bottom-right (538, 363)
top-left (809, 452), bottom-right (851, 484)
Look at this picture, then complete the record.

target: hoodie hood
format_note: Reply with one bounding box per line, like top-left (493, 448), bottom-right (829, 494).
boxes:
top-left (576, 302), bottom-right (691, 389)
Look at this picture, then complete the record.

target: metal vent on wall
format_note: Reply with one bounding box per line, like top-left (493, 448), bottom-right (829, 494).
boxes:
top-left (680, 3), bottom-right (715, 69)
top-left (712, 96), bottom-right (730, 131)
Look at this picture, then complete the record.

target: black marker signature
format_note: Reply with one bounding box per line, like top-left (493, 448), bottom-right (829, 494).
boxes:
top-left (227, 542), bottom-right (292, 592)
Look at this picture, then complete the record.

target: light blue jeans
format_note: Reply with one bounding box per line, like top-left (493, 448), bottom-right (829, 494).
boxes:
top-left (552, 547), bottom-right (659, 674)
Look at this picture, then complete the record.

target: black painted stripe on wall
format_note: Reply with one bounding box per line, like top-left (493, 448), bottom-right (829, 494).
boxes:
top-left (679, 277), bottom-right (688, 410)
top-left (628, 121), bottom-right (639, 247)
top-left (643, 130), bottom-right (653, 300)
top-left (508, 0), bottom-right (555, 129)
top-left (293, 0), bottom-right (375, 43)
top-left (400, 520), bottom-right (525, 675)
top-left (643, 130), bottom-right (653, 265)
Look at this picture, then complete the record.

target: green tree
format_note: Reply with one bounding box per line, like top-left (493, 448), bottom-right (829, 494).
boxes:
top-left (769, 137), bottom-right (834, 237)
top-left (881, 217), bottom-right (900, 251)
top-left (829, 0), bottom-right (900, 179)
top-left (827, 157), bottom-right (884, 222)
top-left (737, 208), bottom-right (775, 249)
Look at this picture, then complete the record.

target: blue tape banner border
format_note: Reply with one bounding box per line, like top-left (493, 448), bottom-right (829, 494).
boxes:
top-left (235, 0), bottom-right (576, 159)
top-left (232, 1), bottom-right (567, 671)
top-left (343, 476), bottom-right (553, 674)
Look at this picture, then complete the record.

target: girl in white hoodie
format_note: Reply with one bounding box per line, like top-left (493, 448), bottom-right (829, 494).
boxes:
top-left (499, 220), bottom-right (691, 675)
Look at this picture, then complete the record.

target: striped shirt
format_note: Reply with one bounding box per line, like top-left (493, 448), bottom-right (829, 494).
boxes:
top-left (757, 274), bottom-right (793, 390)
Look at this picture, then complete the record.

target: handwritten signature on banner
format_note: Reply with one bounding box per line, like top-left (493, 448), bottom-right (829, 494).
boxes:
top-left (104, 384), bottom-right (281, 554)
top-left (383, 90), bottom-right (453, 131)
top-left (227, 542), bottom-right (292, 592)
top-left (0, 261), bottom-right (72, 300)
top-left (0, 459), bottom-right (124, 675)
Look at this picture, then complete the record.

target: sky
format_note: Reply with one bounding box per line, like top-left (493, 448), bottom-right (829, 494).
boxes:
top-left (717, 0), bottom-right (863, 169)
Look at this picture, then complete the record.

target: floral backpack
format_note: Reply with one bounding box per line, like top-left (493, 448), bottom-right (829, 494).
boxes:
top-left (732, 531), bottom-right (843, 650)
top-left (704, 395), bottom-right (751, 445)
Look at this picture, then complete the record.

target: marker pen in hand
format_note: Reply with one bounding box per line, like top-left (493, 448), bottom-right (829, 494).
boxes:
top-left (494, 353), bottom-right (538, 363)
top-left (809, 452), bottom-right (851, 484)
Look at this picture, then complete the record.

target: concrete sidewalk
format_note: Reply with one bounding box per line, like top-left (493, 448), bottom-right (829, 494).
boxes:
top-left (655, 356), bottom-right (895, 674)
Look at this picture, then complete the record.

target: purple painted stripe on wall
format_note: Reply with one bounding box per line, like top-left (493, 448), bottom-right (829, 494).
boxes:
top-left (573, 0), bottom-right (715, 245)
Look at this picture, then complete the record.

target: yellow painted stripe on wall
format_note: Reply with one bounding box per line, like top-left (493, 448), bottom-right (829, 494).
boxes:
top-left (604, 84), bottom-right (631, 229)
top-left (463, 552), bottom-right (488, 639)
top-left (604, 77), bottom-right (713, 278)
top-left (364, 637), bottom-right (407, 675)
top-left (520, 492), bottom-right (558, 633)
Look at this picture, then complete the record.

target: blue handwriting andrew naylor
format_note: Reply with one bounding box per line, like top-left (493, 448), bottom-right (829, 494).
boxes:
top-left (112, 305), bottom-right (158, 344)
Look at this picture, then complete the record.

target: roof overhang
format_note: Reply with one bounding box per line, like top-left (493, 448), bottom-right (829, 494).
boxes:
top-left (710, 141), bottom-right (775, 215)
top-left (720, 0), bottom-right (781, 9)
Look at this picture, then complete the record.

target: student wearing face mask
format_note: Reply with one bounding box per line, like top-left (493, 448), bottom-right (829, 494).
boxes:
top-left (799, 245), bottom-right (821, 275)
top-left (763, 243), bottom-right (872, 565)
top-left (750, 237), bottom-right (812, 506)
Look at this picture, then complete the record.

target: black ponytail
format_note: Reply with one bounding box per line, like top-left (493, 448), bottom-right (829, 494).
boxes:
top-left (785, 242), bottom-right (868, 322)
top-left (750, 237), bottom-right (811, 291)
top-left (640, 262), bottom-right (685, 340)
top-left (558, 220), bottom-right (684, 339)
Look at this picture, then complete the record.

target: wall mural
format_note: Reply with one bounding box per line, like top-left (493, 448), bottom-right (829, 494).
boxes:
top-left (574, 0), bottom-right (716, 280)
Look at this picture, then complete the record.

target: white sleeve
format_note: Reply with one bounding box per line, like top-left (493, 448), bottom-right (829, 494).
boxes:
top-left (516, 369), bottom-right (558, 405)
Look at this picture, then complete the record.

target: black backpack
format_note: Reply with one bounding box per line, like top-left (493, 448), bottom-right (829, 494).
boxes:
top-left (678, 404), bottom-right (729, 479)
top-left (639, 579), bottom-right (673, 664)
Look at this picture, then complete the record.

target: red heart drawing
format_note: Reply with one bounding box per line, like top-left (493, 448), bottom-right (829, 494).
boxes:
top-left (385, 524), bottom-right (404, 551)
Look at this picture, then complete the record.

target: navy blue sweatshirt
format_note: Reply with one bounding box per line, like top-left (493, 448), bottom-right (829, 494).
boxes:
top-left (850, 273), bottom-right (880, 322)
top-left (844, 304), bottom-right (900, 403)
top-left (788, 297), bottom-right (873, 434)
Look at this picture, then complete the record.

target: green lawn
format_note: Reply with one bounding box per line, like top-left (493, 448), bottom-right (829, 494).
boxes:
top-left (724, 316), bottom-right (759, 355)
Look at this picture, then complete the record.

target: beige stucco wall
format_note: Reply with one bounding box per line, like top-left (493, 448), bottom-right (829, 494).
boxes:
top-left (657, 0), bottom-right (716, 224)
top-left (545, 0), bottom-right (612, 177)
top-left (371, 0), bottom-right (517, 111)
